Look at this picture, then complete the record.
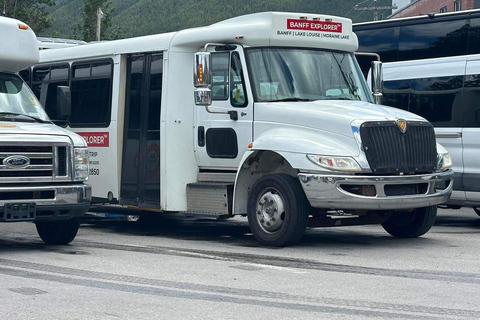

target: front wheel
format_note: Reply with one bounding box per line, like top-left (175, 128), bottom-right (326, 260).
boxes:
top-left (247, 173), bottom-right (309, 247)
top-left (381, 206), bottom-right (437, 238)
top-left (35, 218), bottom-right (80, 245)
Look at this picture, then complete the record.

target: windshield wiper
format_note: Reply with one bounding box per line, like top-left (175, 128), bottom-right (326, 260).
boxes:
top-left (323, 97), bottom-right (359, 101)
top-left (270, 97), bottom-right (312, 102)
top-left (0, 112), bottom-right (48, 123)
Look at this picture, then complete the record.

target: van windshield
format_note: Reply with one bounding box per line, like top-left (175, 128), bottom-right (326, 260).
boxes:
top-left (245, 48), bottom-right (373, 103)
top-left (0, 72), bottom-right (50, 122)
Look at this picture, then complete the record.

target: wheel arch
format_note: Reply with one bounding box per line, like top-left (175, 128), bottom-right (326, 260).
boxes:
top-left (233, 150), bottom-right (299, 215)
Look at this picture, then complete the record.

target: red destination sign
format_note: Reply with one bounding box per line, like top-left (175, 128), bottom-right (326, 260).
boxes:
top-left (78, 132), bottom-right (109, 147)
top-left (287, 19), bottom-right (343, 33)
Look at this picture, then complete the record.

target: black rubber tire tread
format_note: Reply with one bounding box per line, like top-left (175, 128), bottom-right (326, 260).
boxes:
top-left (35, 218), bottom-right (80, 245)
top-left (247, 173), bottom-right (309, 247)
top-left (473, 207), bottom-right (480, 217)
top-left (382, 206), bottom-right (437, 238)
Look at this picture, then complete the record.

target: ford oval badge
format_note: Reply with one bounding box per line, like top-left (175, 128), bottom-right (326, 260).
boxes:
top-left (3, 155), bottom-right (30, 169)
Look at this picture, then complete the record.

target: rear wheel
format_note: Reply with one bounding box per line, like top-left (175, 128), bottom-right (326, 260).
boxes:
top-left (247, 173), bottom-right (309, 247)
top-left (382, 206), bottom-right (437, 238)
top-left (35, 218), bottom-right (80, 245)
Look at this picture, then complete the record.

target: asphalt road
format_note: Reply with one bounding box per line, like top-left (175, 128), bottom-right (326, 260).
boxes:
top-left (0, 207), bottom-right (479, 319)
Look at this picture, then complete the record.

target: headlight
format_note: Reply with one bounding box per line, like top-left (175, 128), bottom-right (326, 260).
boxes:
top-left (438, 152), bottom-right (452, 171)
top-left (307, 154), bottom-right (362, 172)
top-left (74, 148), bottom-right (89, 181)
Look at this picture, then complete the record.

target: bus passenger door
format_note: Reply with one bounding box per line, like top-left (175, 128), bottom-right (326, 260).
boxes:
top-left (195, 47), bottom-right (253, 171)
top-left (120, 53), bottom-right (162, 208)
top-left (463, 59), bottom-right (480, 204)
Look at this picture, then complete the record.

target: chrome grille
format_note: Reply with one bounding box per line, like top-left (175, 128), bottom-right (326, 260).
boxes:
top-left (359, 121), bottom-right (437, 174)
top-left (0, 145), bottom-right (69, 180)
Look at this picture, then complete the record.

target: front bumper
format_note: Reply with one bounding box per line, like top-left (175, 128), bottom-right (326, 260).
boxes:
top-left (0, 183), bottom-right (91, 222)
top-left (298, 170), bottom-right (453, 210)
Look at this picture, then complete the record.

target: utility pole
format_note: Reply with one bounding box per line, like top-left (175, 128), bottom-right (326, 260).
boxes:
top-left (354, 0), bottom-right (398, 21)
top-left (96, 8), bottom-right (104, 41)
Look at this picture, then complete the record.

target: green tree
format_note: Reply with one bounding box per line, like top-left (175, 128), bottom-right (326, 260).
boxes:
top-left (81, 0), bottom-right (114, 41)
top-left (2, 0), bottom-right (55, 33)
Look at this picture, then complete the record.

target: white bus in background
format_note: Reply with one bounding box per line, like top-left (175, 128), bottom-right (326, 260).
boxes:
top-left (355, 10), bottom-right (480, 215)
top-left (26, 12), bottom-right (453, 246)
top-left (37, 37), bottom-right (87, 50)
top-left (0, 17), bottom-right (91, 245)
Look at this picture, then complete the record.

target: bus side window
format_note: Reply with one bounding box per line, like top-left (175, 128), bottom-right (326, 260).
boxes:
top-left (32, 64), bottom-right (69, 121)
top-left (463, 74), bottom-right (480, 127)
top-left (70, 60), bottom-right (113, 127)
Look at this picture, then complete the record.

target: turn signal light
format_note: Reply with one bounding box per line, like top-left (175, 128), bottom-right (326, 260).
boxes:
top-left (18, 24), bottom-right (29, 30)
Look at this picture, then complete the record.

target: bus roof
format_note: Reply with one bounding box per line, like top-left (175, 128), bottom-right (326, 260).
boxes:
top-left (40, 12), bottom-right (358, 63)
top-left (354, 8), bottom-right (480, 29)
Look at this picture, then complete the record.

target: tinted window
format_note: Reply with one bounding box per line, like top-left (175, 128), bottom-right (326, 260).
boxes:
top-left (211, 52), bottom-right (229, 100)
top-left (383, 80), bottom-right (410, 111)
top-left (70, 60), bottom-right (112, 127)
top-left (383, 76), bottom-right (463, 127)
top-left (230, 52), bottom-right (247, 107)
top-left (410, 76), bottom-right (463, 126)
top-left (19, 69), bottom-right (30, 84)
top-left (463, 74), bottom-right (480, 127)
top-left (355, 27), bottom-right (399, 74)
top-left (398, 20), bottom-right (469, 60)
top-left (467, 17), bottom-right (480, 54)
top-left (32, 64), bottom-right (69, 120)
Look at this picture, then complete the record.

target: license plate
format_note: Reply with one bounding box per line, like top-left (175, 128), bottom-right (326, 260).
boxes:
top-left (4, 203), bottom-right (36, 221)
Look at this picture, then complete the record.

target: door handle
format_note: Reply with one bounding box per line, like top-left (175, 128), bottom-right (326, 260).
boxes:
top-left (198, 126), bottom-right (205, 147)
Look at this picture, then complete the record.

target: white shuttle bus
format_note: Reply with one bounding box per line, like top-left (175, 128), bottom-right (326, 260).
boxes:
top-left (31, 12), bottom-right (453, 246)
top-left (0, 17), bottom-right (91, 244)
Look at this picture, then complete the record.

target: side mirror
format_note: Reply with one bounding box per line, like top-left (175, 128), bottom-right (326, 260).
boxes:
top-left (56, 86), bottom-right (71, 119)
top-left (371, 61), bottom-right (383, 105)
top-left (194, 52), bottom-right (212, 106)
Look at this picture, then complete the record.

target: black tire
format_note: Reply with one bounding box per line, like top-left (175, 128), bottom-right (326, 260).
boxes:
top-left (382, 206), bottom-right (437, 238)
top-left (473, 207), bottom-right (480, 217)
top-left (247, 173), bottom-right (309, 247)
top-left (35, 218), bottom-right (80, 245)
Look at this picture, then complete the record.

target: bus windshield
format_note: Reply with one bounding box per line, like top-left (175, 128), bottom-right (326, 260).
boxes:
top-left (245, 48), bottom-right (373, 103)
top-left (0, 72), bottom-right (49, 122)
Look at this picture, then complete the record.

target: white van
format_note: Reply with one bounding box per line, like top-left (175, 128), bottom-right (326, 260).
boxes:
top-left (382, 55), bottom-right (480, 214)
top-left (0, 17), bottom-right (91, 244)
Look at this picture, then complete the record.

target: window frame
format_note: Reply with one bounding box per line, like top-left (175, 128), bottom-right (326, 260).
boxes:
top-left (69, 58), bottom-right (114, 128)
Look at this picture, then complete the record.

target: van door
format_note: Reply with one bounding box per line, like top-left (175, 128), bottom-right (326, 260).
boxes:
top-left (194, 46), bottom-right (253, 170)
top-left (120, 53), bottom-right (162, 207)
top-left (463, 59), bottom-right (480, 204)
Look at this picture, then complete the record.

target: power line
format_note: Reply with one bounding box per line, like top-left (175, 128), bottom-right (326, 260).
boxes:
top-left (354, 0), bottom-right (398, 21)
top-left (345, 0), bottom-right (371, 18)
top-left (352, 0), bottom-right (376, 22)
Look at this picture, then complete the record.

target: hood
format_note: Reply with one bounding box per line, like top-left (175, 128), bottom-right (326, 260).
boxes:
top-left (254, 100), bottom-right (425, 138)
top-left (0, 121), bottom-right (87, 147)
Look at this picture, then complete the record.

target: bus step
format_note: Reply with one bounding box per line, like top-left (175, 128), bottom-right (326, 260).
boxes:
top-left (186, 182), bottom-right (233, 217)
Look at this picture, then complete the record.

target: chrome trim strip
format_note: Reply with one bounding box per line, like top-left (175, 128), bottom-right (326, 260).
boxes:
top-left (435, 132), bottom-right (462, 139)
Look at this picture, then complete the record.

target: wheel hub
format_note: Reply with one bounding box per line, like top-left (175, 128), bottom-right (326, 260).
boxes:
top-left (255, 190), bottom-right (285, 233)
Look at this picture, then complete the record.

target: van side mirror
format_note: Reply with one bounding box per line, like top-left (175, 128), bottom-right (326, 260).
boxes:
top-left (371, 61), bottom-right (383, 105)
top-left (56, 86), bottom-right (71, 119)
top-left (194, 52), bottom-right (212, 106)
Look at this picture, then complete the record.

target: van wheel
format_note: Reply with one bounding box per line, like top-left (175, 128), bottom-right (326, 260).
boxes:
top-left (473, 207), bottom-right (480, 217)
top-left (381, 206), bottom-right (437, 238)
top-left (247, 173), bottom-right (308, 247)
top-left (35, 218), bottom-right (80, 245)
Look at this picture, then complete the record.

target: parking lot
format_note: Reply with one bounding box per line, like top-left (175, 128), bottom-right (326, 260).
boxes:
top-left (0, 207), bottom-right (479, 319)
